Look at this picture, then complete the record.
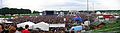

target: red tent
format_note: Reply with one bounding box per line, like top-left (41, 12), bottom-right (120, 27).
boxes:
top-left (103, 15), bottom-right (114, 19)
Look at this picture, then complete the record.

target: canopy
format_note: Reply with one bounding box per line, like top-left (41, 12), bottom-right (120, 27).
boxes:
top-left (0, 19), bottom-right (2, 23)
top-left (49, 24), bottom-right (65, 27)
top-left (115, 16), bottom-right (119, 18)
top-left (17, 21), bottom-right (35, 29)
top-left (96, 11), bottom-right (101, 14)
top-left (33, 22), bottom-right (49, 31)
top-left (4, 21), bottom-right (13, 23)
top-left (98, 16), bottom-right (103, 18)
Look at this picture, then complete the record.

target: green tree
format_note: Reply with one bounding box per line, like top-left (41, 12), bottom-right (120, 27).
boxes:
top-left (33, 11), bottom-right (40, 13)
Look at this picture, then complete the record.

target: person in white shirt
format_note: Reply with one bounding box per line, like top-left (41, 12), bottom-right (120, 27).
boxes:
top-left (84, 21), bottom-right (90, 26)
top-left (82, 19), bottom-right (90, 31)
top-left (64, 18), bottom-right (66, 22)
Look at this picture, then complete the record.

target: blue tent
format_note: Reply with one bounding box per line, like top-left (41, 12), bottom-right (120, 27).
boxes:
top-left (69, 26), bottom-right (83, 31)
top-left (73, 17), bottom-right (84, 23)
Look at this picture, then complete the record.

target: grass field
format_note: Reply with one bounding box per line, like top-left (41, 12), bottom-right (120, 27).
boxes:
top-left (93, 20), bottom-right (120, 33)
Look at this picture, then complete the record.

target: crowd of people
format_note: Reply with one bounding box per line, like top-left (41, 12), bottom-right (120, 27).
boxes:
top-left (0, 13), bottom-right (105, 33)
top-left (0, 23), bottom-right (69, 33)
top-left (0, 23), bottom-right (44, 33)
top-left (12, 15), bottom-right (65, 24)
top-left (0, 24), bottom-right (17, 33)
top-left (11, 13), bottom-right (93, 23)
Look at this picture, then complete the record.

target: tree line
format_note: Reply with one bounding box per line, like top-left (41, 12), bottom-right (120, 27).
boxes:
top-left (0, 7), bottom-right (32, 15)
top-left (0, 7), bottom-right (120, 15)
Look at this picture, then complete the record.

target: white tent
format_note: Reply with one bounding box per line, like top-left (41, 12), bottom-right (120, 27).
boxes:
top-left (115, 16), bottom-right (119, 18)
top-left (33, 22), bottom-right (49, 31)
top-left (96, 11), bottom-right (101, 14)
top-left (4, 21), bottom-right (13, 23)
top-left (49, 24), bottom-right (65, 27)
top-left (0, 19), bottom-right (11, 23)
top-left (17, 21), bottom-right (35, 29)
top-left (0, 19), bottom-right (3, 23)
top-left (0, 18), bottom-right (6, 23)
top-left (98, 16), bottom-right (103, 18)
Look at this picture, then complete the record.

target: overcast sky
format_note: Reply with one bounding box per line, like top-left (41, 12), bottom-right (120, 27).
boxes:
top-left (0, 0), bottom-right (120, 12)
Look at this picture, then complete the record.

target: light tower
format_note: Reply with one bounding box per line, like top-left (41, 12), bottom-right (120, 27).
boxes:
top-left (0, 0), bottom-right (4, 8)
top-left (87, 0), bottom-right (89, 11)
top-left (0, 0), bottom-right (2, 8)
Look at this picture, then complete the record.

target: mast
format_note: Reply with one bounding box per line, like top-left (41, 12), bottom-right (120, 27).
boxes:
top-left (0, 0), bottom-right (2, 8)
top-left (87, 0), bottom-right (89, 11)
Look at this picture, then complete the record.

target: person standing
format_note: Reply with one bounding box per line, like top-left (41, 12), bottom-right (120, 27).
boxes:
top-left (9, 25), bottom-right (17, 33)
top-left (0, 24), bottom-right (4, 33)
top-left (22, 25), bottom-right (30, 33)
top-left (15, 27), bottom-right (23, 33)
top-left (3, 26), bottom-right (9, 33)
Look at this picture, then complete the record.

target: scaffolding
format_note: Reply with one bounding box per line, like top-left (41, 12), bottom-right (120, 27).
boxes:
top-left (67, 10), bottom-right (80, 16)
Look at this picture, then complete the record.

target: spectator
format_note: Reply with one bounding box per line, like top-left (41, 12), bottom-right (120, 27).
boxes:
top-left (9, 25), bottom-right (17, 33)
top-left (77, 31), bottom-right (81, 33)
top-left (22, 25), bottom-right (30, 33)
top-left (15, 27), bottom-right (23, 33)
top-left (82, 19), bottom-right (90, 31)
top-left (31, 29), bottom-right (39, 33)
top-left (0, 24), bottom-right (4, 33)
top-left (3, 26), bottom-right (9, 33)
